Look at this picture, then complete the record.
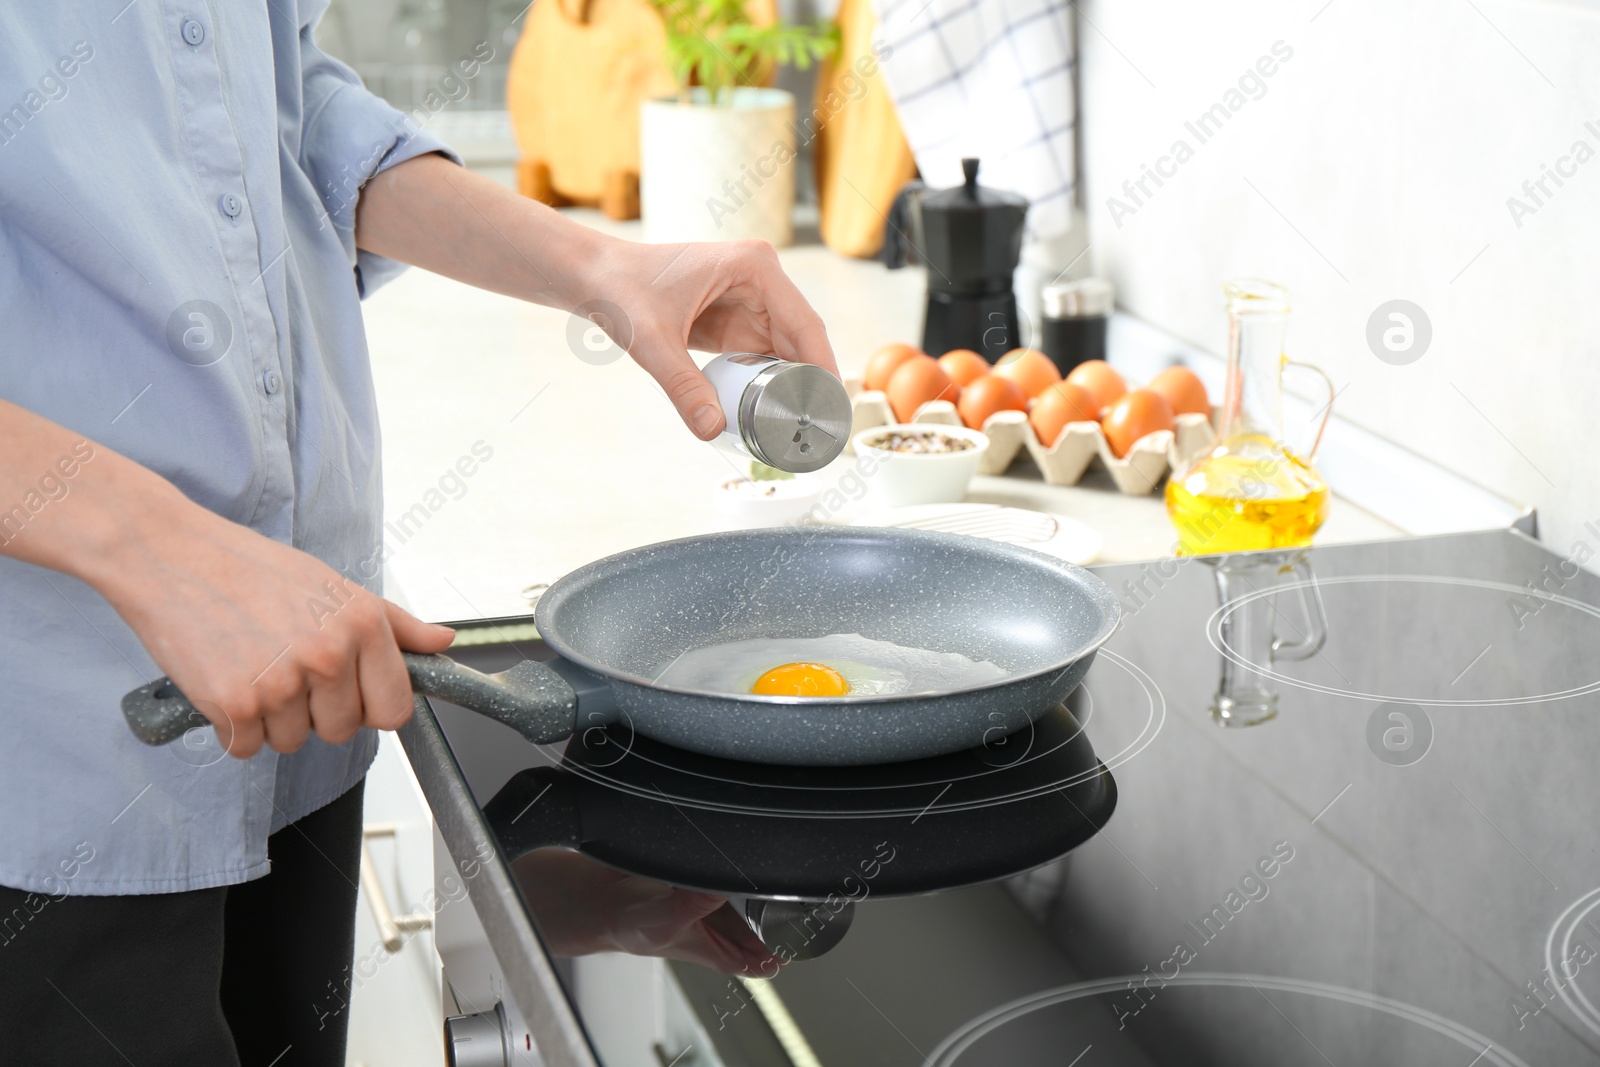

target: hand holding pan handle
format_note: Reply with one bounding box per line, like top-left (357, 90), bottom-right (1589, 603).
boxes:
top-left (121, 653), bottom-right (614, 748)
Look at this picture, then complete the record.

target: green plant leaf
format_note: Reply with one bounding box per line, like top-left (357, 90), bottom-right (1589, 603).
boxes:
top-left (648, 0), bottom-right (839, 100)
top-left (749, 460), bottom-right (794, 481)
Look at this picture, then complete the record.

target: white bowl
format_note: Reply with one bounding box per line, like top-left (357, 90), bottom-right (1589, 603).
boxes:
top-left (851, 424), bottom-right (990, 507)
top-left (711, 474), bottom-right (823, 528)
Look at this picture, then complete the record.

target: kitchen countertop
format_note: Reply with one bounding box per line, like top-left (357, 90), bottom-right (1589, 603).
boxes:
top-left (365, 196), bottom-right (1404, 623)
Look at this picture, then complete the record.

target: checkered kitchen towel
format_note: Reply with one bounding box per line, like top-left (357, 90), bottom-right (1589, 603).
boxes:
top-left (872, 0), bottom-right (1077, 239)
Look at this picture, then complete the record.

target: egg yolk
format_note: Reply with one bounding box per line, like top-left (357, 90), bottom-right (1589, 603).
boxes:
top-left (751, 662), bottom-right (850, 697)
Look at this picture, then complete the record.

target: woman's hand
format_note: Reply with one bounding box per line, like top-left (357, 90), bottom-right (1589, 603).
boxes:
top-left (0, 399), bottom-right (455, 761)
top-left (95, 493), bottom-right (454, 760)
top-left (581, 238), bottom-right (839, 439)
top-left (513, 849), bottom-right (782, 977)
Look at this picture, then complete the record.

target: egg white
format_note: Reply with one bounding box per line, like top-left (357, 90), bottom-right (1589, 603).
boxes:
top-left (653, 632), bottom-right (1010, 698)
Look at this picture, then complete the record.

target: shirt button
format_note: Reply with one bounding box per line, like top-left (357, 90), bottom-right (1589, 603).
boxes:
top-left (262, 370), bottom-right (281, 395)
top-left (181, 17), bottom-right (205, 46)
top-left (218, 193), bottom-right (242, 219)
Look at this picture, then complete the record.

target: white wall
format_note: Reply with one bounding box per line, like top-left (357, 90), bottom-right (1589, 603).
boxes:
top-left (1075, 0), bottom-right (1600, 555)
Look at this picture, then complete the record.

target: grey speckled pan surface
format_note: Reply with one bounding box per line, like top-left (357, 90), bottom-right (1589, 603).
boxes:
top-left (533, 526), bottom-right (1120, 765)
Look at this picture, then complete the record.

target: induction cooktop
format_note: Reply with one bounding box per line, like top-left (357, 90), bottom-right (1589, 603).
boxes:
top-left (424, 528), bottom-right (1600, 1067)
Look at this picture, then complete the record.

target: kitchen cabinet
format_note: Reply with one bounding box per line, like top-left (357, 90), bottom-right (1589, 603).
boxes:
top-left (346, 735), bottom-right (446, 1066)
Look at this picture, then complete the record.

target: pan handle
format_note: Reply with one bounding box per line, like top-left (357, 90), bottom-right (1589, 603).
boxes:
top-left (121, 653), bottom-right (593, 749)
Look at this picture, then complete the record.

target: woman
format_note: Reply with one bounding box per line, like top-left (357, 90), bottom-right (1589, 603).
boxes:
top-left (0, 4), bottom-right (828, 1062)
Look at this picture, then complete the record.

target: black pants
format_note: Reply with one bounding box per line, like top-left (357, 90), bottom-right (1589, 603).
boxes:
top-left (0, 780), bottom-right (366, 1067)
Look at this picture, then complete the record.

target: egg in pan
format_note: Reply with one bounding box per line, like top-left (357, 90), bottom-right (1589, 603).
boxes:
top-left (653, 632), bottom-right (1009, 698)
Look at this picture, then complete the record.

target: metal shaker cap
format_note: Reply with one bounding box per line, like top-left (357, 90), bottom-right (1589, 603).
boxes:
top-left (1042, 277), bottom-right (1115, 319)
top-left (738, 360), bottom-right (852, 474)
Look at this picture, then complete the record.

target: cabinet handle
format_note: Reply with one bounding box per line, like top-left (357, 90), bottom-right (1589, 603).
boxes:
top-left (651, 1044), bottom-right (698, 1067)
top-left (361, 823), bottom-right (433, 953)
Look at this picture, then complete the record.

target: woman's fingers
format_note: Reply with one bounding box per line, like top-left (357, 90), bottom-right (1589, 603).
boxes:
top-left (676, 241), bottom-right (837, 373)
top-left (261, 692), bottom-right (313, 754)
top-left (356, 616), bottom-right (418, 734)
top-left (226, 597), bottom-right (445, 752)
top-left (239, 652), bottom-right (313, 757)
top-left (745, 245), bottom-right (837, 375)
top-left (614, 238), bottom-right (839, 439)
top-left (384, 599), bottom-right (456, 655)
top-left (308, 661), bottom-right (364, 748)
top-left (346, 599), bottom-right (452, 735)
top-left (628, 328), bottom-right (727, 439)
top-left (354, 652), bottom-right (413, 735)
top-left (613, 891), bottom-right (764, 975)
top-left (697, 901), bottom-right (785, 976)
top-left (221, 715), bottom-right (267, 761)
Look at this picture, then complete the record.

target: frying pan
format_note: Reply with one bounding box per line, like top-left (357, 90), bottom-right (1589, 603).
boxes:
top-left (122, 527), bottom-right (1119, 766)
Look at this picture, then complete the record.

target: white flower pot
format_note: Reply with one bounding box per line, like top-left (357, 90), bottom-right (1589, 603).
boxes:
top-left (640, 87), bottom-right (796, 246)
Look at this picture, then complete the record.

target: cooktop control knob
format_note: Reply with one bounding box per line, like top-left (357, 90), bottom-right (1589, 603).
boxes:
top-left (444, 1002), bottom-right (512, 1067)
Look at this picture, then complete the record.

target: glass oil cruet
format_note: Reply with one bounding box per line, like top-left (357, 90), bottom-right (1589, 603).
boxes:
top-left (1165, 278), bottom-right (1335, 556)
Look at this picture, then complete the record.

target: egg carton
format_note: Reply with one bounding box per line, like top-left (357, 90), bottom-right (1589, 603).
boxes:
top-left (843, 376), bottom-right (1216, 496)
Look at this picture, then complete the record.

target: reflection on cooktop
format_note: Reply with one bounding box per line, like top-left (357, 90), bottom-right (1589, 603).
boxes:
top-left (459, 686), bottom-right (1117, 899)
top-left (1208, 568), bottom-right (1600, 707)
top-left (924, 972), bottom-right (1534, 1066)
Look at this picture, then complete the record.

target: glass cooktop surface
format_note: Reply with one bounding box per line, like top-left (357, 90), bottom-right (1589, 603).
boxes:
top-left (428, 528), bottom-right (1600, 1067)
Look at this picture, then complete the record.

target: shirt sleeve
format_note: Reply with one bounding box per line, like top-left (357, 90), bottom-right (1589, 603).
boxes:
top-left (294, 16), bottom-right (462, 297)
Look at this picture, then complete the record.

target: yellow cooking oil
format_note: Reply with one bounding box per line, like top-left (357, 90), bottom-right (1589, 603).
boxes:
top-left (1165, 435), bottom-right (1329, 555)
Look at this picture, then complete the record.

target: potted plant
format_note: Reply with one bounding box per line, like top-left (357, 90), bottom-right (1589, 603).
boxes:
top-left (640, 0), bottom-right (836, 246)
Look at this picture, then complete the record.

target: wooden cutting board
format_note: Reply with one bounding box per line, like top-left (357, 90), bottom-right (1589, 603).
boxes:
top-left (813, 0), bottom-right (916, 257)
top-left (507, 0), bottom-right (777, 220)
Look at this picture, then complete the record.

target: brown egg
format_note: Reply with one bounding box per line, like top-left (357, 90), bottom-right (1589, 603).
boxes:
top-left (956, 374), bottom-right (1027, 429)
top-left (1065, 360), bottom-right (1128, 414)
top-left (864, 342), bottom-right (925, 392)
top-left (1029, 380), bottom-right (1100, 447)
top-left (1101, 389), bottom-right (1175, 458)
top-left (1147, 365), bottom-right (1210, 417)
top-left (938, 349), bottom-right (991, 388)
top-left (992, 348), bottom-right (1061, 399)
top-left (886, 356), bottom-right (959, 422)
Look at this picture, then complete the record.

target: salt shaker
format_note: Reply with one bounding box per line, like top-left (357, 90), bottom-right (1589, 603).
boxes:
top-left (701, 353), bottom-right (852, 474)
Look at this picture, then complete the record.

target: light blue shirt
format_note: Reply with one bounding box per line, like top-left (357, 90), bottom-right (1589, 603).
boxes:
top-left (0, 2), bottom-right (453, 894)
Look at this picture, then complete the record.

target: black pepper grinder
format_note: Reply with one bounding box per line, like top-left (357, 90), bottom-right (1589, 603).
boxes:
top-left (1039, 278), bottom-right (1114, 377)
top-left (883, 158), bottom-right (1029, 363)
